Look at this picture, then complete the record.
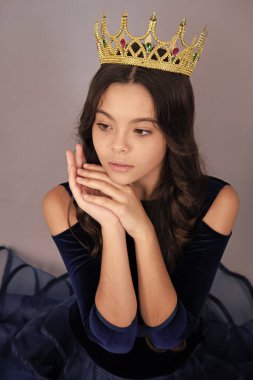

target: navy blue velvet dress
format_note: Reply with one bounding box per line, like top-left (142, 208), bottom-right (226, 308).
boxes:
top-left (0, 175), bottom-right (253, 379)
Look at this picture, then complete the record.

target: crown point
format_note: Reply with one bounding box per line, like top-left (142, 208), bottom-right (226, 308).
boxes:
top-left (150, 11), bottom-right (157, 21)
top-left (180, 17), bottom-right (186, 27)
top-left (122, 9), bottom-right (128, 17)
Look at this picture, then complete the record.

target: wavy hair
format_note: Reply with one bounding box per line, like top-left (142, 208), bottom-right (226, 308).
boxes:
top-left (67, 59), bottom-right (208, 274)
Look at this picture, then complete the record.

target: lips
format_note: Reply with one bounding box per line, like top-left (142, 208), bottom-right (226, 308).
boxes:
top-left (108, 161), bottom-right (134, 167)
top-left (108, 162), bottom-right (134, 172)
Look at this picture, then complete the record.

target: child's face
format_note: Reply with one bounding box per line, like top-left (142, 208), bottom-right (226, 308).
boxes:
top-left (92, 82), bottom-right (167, 200)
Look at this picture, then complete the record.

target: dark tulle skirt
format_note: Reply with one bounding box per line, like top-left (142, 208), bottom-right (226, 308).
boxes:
top-left (0, 246), bottom-right (253, 380)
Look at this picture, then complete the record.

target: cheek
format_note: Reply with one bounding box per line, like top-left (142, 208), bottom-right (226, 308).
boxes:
top-left (142, 138), bottom-right (167, 162)
top-left (143, 150), bottom-right (166, 173)
top-left (92, 129), bottom-right (103, 152)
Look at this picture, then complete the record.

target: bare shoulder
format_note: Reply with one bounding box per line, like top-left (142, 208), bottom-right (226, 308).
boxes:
top-left (202, 185), bottom-right (240, 236)
top-left (42, 185), bottom-right (78, 236)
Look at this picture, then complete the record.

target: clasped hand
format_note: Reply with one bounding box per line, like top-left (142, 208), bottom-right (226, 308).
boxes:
top-left (66, 144), bottom-right (152, 239)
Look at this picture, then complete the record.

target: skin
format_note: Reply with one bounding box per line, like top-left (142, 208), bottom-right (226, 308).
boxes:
top-left (66, 82), bottom-right (168, 239)
top-left (91, 82), bottom-right (167, 201)
top-left (65, 81), bottom-right (240, 332)
top-left (65, 82), bottom-right (177, 329)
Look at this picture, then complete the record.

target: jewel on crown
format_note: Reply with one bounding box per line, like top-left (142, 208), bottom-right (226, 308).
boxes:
top-left (94, 9), bottom-right (208, 77)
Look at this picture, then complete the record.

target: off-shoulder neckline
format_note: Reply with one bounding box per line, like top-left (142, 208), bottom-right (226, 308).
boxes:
top-left (197, 218), bottom-right (232, 238)
top-left (52, 177), bottom-right (232, 239)
top-left (51, 218), bottom-right (232, 240)
top-left (51, 199), bottom-right (156, 239)
top-left (51, 221), bottom-right (80, 238)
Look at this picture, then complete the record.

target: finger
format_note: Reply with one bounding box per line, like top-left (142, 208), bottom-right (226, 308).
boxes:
top-left (76, 143), bottom-right (86, 169)
top-left (76, 177), bottom-right (125, 203)
top-left (66, 150), bottom-right (74, 176)
top-left (76, 168), bottom-right (123, 189)
top-left (66, 150), bottom-right (82, 200)
top-left (82, 163), bottom-right (106, 172)
top-left (82, 192), bottom-right (118, 214)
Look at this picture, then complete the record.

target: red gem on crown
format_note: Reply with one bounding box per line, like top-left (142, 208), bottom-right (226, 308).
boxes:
top-left (120, 38), bottom-right (126, 48)
top-left (173, 48), bottom-right (179, 56)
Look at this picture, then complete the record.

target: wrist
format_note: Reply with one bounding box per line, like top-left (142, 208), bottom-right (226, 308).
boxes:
top-left (101, 220), bottom-right (125, 235)
top-left (133, 222), bottom-right (155, 242)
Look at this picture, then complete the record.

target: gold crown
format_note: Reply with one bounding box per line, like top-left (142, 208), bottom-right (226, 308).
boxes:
top-left (94, 10), bottom-right (208, 77)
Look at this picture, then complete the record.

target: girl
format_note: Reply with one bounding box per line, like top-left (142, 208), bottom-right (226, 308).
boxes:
top-left (1, 10), bottom-right (250, 380)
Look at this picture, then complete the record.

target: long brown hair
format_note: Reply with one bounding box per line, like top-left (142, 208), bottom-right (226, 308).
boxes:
top-left (67, 61), bottom-right (208, 274)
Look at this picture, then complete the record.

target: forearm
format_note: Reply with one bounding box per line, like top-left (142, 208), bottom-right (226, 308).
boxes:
top-left (95, 222), bottom-right (137, 327)
top-left (134, 224), bottom-right (178, 327)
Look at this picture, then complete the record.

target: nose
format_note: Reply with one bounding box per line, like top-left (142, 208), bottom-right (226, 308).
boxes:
top-left (110, 132), bottom-right (129, 152)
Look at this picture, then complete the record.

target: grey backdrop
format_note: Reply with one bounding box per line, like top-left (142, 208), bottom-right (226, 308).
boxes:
top-left (1, 0), bottom-right (252, 282)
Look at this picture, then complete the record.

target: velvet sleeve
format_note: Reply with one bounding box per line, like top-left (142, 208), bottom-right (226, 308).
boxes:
top-left (143, 219), bottom-right (232, 350)
top-left (51, 223), bottom-right (138, 354)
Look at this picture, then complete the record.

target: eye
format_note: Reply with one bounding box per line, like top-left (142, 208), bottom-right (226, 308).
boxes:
top-left (96, 123), bottom-right (109, 131)
top-left (96, 123), bottom-right (152, 137)
top-left (135, 129), bottom-right (151, 136)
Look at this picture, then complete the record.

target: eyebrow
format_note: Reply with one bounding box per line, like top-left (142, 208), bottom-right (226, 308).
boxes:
top-left (96, 109), bottom-right (158, 126)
